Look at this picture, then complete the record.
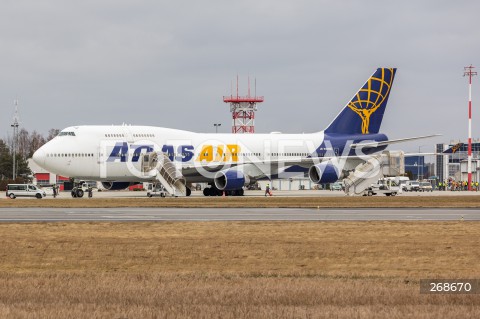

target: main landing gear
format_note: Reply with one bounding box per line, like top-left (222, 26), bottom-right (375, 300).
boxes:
top-left (203, 185), bottom-right (244, 196)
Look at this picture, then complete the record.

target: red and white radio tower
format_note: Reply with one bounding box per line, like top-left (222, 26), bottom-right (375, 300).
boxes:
top-left (223, 76), bottom-right (264, 133)
top-left (464, 65), bottom-right (477, 191)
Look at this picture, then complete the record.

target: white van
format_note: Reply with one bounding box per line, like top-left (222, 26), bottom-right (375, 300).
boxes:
top-left (404, 180), bottom-right (420, 192)
top-left (394, 176), bottom-right (410, 189)
top-left (6, 184), bottom-right (46, 199)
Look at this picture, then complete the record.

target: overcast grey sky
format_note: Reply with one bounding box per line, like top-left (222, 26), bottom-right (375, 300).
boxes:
top-left (1, 0), bottom-right (479, 151)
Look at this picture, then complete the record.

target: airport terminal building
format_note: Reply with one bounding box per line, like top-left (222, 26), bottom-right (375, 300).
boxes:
top-left (435, 141), bottom-right (480, 182)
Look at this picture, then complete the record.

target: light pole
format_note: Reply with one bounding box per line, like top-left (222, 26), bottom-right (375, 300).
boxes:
top-left (214, 123), bottom-right (221, 133)
top-left (11, 99), bottom-right (19, 180)
top-left (418, 145), bottom-right (428, 181)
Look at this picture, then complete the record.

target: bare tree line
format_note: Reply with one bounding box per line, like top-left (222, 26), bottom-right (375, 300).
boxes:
top-left (1, 128), bottom-right (59, 180)
top-left (3, 128), bottom-right (59, 159)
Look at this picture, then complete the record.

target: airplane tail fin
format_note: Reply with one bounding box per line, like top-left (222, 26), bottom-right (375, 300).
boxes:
top-left (325, 68), bottom-right (396, 135)
top-left (443, 143), bottom-right (464, 154)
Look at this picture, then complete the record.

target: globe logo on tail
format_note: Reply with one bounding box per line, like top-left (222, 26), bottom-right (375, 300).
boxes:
top-left (451, 142), bottom-right (463, 154)
top-left (347, 68), bottom-right (395, 134)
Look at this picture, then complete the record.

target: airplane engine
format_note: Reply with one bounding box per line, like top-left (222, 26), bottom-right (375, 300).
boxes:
top-left (101, 182), bottom-right (136, 190)
top-left (214, 169), bottom-right (250, 191)
top-left (308, 161), bottom-right (344, 184)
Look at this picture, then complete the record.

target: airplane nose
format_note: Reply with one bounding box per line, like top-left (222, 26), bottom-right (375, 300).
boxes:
top-left (32, 147), bottom-right (46, 167)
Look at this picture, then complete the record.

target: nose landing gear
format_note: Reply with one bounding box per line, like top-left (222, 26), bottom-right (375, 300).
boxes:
top-left (71, 181), bottom-right (93, 198)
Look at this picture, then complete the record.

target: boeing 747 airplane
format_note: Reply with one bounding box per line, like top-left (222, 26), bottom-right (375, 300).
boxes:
top-left (32, 68), bottom-right (436, 197)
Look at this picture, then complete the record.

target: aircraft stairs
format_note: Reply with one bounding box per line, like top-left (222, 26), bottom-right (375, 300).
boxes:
top-left (343, 151), bottom-right (405, 196)
top-left (142, 152), bottom-right (187, 196)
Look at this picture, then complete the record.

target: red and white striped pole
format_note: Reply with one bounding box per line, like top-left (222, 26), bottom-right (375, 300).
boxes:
top-left (464, 65), bottom-right (477, 191)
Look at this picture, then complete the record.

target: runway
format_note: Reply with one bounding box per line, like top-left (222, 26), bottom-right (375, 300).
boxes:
top-left (0, 207), bottom-right (479, 222)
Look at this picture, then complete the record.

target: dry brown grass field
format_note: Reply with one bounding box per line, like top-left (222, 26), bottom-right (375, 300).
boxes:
top-left (0, 221), bottom-right (479, 318)
top-left (2, 194), bottom-right (480, 208)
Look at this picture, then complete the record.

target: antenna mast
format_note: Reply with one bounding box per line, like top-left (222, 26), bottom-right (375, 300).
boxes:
top-left (464, 65), bottom-right (477, 190)
top-left (223, 77), bottom-right (264, 133)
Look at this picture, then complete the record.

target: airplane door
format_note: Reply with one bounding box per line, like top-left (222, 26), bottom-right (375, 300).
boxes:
top-left (97, 146), bottom-right (103, 164)
top-left (123, 126), bottom-right (134, 143)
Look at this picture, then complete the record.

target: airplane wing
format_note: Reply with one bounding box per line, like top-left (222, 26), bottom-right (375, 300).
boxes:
top-left (403, 152), bottom-right (437, 157)
top-left (350, 134), bottom-right (441, 149)
top-left (403, 143), bottom-right (464, 157)
top-left (181, 133), bottom-right (441, 177)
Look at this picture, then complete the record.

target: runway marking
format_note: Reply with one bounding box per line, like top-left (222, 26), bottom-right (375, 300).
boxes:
top-left (101, 215), bottom-right (159, 219)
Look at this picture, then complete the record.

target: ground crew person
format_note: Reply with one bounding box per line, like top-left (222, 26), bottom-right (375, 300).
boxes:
top-left (88, 186), bottom-right (93, 198)
top-left (265, 183), bottom-right (272, 197)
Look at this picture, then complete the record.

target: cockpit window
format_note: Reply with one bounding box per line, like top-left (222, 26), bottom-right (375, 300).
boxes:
top-left (58, 132), bottom-right (76, 136)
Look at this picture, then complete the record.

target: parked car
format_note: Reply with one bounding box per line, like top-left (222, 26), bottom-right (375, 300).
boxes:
top-left (419, 181), bottom-right (433, 192)
top-left (403, 181), bottom-right (420, 192)
top-left (6, 184), bottom-right (46, 199)
top-left (330, 182), bottom-right (343, 191)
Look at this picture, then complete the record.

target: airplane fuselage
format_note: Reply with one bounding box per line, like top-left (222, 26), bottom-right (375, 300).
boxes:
top-left (33, 125), bottom-right (388, 183)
